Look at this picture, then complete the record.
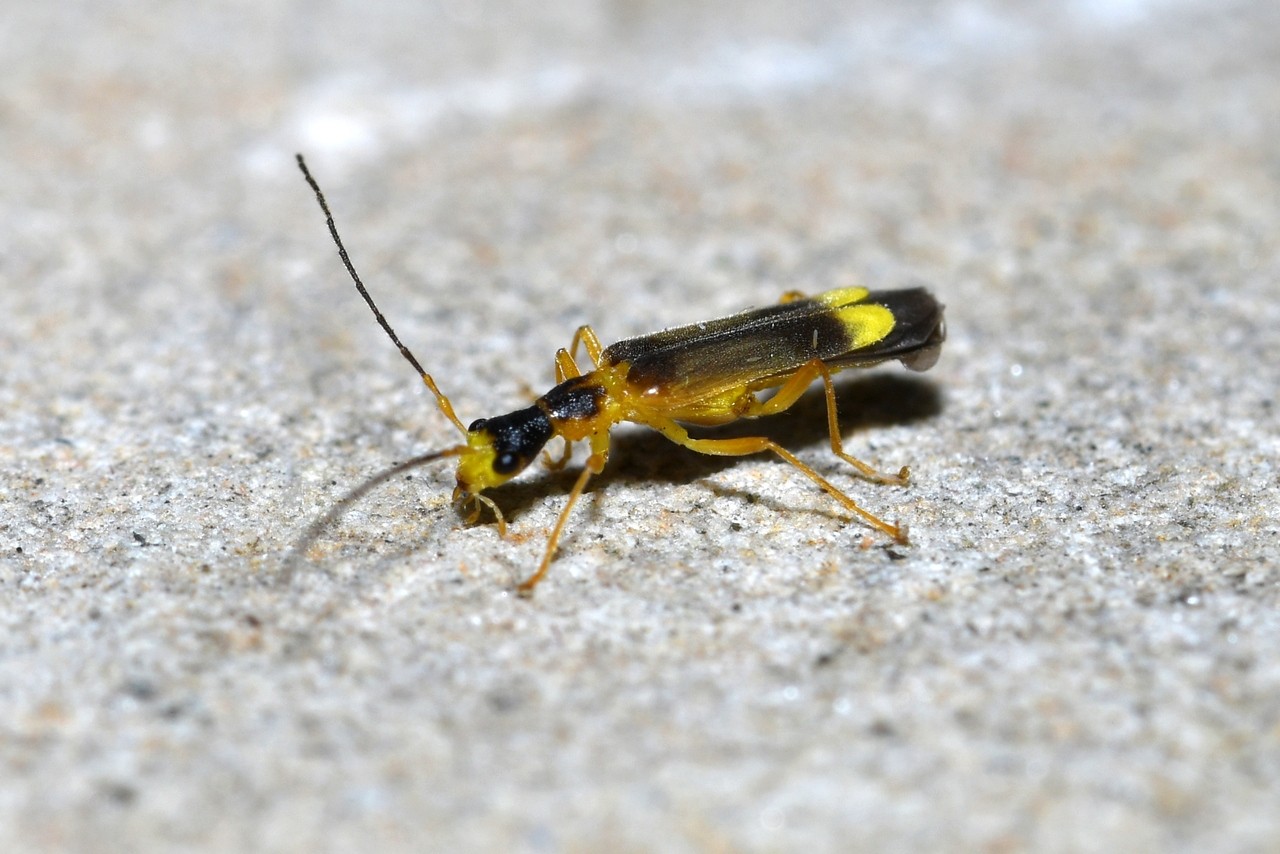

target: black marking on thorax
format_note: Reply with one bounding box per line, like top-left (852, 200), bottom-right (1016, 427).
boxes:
top-left (539, 374), bottom-right (606, 424)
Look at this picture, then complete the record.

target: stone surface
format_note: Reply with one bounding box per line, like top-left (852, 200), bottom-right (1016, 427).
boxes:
top-left (3, 1), bottom-right (1278, 850)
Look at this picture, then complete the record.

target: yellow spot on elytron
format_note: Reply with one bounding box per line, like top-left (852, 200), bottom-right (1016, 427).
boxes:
top-left (835, 303), bottom-right (896, 349)
top-left (816, 286), bottom-right (870, 307)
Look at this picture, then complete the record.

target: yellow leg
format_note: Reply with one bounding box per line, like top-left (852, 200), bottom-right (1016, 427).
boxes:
top-left (647, 416), bottom-right (908, 544)
top-left (555, 325), bottom-right (603, 383)
top-left (542, 437), bottom-right (574, 471)
top-left (742, 359), bottom-right (910, 486)
top-left (554, 348), bottom-right (582, 384)
top-left (518, 444), bottom-right (609, 596)
top-left (547, 347), bottom-right (584, 470)
top-left (569, 324), bottom-right (605, 366)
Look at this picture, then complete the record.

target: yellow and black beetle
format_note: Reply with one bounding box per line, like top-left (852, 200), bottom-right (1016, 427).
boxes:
top-left (293, 155), bottom-right (945, 595)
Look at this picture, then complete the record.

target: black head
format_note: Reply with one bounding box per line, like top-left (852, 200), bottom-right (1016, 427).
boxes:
top-left (455, 405), bottom-right (555, 493)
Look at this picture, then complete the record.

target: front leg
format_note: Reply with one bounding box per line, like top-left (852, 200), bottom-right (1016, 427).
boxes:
top-left (518, 432), bottom-right (611, 596)
top-left (554, 324), bottom-right (605, 383)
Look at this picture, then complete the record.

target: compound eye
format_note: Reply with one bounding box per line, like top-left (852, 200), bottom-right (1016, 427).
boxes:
top-left (493, 451), bottom-right (521, 474)
top-left (468, 418), bottom-right (488, 431)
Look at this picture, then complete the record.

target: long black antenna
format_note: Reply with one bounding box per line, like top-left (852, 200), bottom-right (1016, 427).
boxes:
top-left (296, 153), bottom-right (468, 435)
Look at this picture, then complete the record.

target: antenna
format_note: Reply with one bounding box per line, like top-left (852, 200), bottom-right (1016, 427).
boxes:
top-left (296, 154), bottom-right (468, 435)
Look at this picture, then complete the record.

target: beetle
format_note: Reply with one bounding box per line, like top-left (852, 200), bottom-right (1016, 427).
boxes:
top-left (292, 154), bottom-right (945, 594)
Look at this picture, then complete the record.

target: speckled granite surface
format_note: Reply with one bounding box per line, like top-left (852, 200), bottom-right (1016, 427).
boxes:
top-left (3, 1), bottom-right (1278, 850)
